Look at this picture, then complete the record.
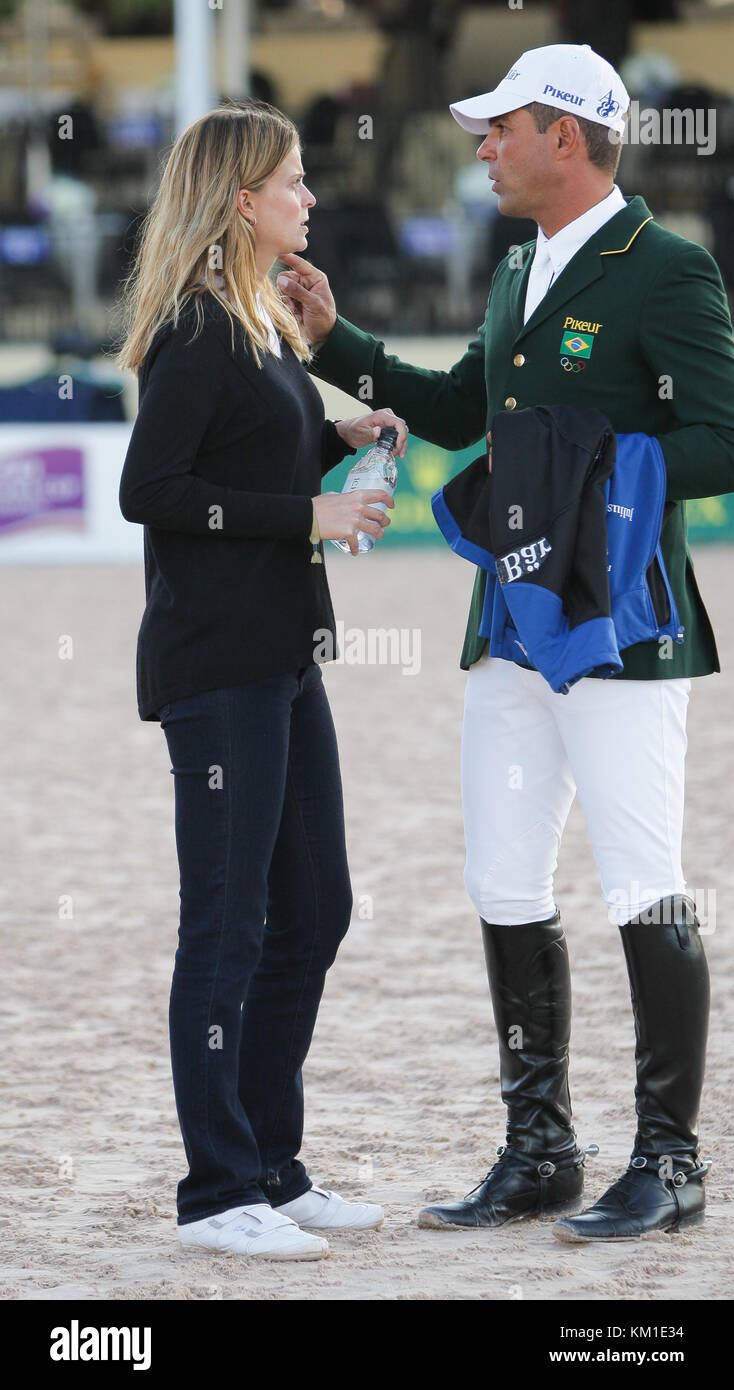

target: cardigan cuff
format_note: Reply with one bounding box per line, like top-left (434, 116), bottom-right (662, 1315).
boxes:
top-left (278, 494), bottom-right (317, 539)
top-left (321, 417), bottom-right (356, 475)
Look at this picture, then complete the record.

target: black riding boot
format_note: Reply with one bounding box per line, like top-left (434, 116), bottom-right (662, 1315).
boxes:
top-left (418, 910), bottom-right (589, 1229)
top-left (554, 894), bottom-right (711, 1243)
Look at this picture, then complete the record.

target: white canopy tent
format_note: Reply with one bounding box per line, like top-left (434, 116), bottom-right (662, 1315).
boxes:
top-left (174, 0), bottom-right (251, 137)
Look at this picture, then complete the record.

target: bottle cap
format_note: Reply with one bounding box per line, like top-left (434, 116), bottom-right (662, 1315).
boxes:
top-left (378, 426), bottom-right (398, 447)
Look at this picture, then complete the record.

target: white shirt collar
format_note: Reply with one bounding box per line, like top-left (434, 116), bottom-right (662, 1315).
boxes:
top-left (536, 184), bottom-right (627, 278)
top-left (201, 275), bottom-right (282, 357)
top-left (255, 290), bottom-right (282, 356)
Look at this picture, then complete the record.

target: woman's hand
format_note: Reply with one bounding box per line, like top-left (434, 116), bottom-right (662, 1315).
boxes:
top-left (313, 489), bottom-right (395, 557)
top-left (335, 408), bottom-right (408, 458)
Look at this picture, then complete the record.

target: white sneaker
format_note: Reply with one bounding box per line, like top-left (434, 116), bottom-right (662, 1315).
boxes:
top-left (178, 1202), bottom-right (328, 1261)
top-left (276, 1185), bottom-right (384, 1230)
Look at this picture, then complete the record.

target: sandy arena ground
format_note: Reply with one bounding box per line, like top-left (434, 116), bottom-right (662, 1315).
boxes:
top-left (0, 545), bottom-right (731, 1302)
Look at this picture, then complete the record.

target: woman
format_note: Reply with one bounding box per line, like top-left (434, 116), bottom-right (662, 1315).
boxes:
top-left (116, 99), bottom-right (407, 1262)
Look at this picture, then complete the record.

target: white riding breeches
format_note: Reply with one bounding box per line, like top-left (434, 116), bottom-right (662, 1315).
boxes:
top-left (461, 653), bottom-right (691, 927)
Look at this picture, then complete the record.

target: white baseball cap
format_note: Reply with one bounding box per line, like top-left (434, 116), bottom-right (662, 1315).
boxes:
top-left (450, 43), bottom-right (630, 137)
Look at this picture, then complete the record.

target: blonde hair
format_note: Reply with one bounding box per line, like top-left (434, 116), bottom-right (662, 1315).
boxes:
top-left (114, 99), bottom-right (311, 374)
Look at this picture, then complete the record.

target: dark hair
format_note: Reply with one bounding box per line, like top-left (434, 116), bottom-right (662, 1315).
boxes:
top-left (525, 101), bottom-right (627, 176)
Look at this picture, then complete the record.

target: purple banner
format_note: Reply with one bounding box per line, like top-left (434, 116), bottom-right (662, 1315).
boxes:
top-left (0, 446), bottom-right (85, 535)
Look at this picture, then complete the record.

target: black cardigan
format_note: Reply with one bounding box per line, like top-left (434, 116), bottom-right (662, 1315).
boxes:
top-left (119, 291), bottom-right (355, 720)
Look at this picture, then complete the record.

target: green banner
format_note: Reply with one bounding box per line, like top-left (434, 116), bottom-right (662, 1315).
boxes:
top-left (328, 437), bottom-right (480, 547)
top-left (328, 437), bottom-right (734, 546)
top-left (685, 492), bottom-right (734, 543)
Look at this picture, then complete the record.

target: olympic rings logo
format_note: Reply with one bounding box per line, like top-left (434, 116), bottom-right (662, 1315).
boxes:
top-left (560, 356), bottom-right (586, 373)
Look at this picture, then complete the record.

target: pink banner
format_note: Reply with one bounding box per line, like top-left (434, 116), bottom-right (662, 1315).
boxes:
top-left (0, 446), bottom-right (85, 536)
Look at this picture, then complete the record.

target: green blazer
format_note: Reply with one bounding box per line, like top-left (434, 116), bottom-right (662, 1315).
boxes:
top-left (310, 195), bottom-right (734, 679)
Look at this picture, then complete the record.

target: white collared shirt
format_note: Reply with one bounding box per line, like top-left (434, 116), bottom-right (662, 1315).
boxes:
top-left (204, 274), bottom-right (283, 358)
top-left (255, 290), bottom-right (282, 358)
top-left (523, 184), bottom-right (627, 325)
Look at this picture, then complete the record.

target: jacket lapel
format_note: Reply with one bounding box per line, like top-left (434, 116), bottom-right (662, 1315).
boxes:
top-left (507, 246), bottom-right (535, 338)
top-left (513, 196), bottom-right (653, 345)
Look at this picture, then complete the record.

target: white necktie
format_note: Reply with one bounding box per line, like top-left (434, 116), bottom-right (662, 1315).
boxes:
top-left (523, 239), bottom-right (557, 325)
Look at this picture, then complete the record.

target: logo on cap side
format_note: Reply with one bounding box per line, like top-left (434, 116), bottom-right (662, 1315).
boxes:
top-left (597, 89), bottom-right (622, 119)
top-left (543, 84), bottom-right (584, 107)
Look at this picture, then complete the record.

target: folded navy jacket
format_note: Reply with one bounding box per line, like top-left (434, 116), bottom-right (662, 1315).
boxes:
top-left (431, 404), bottom-right (684, 694)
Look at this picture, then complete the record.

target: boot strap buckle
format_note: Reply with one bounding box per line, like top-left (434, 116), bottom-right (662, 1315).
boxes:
top-left (537, 1160), bottom-right (556, 1177)
top-left (682, 1158), bottom-right (712, 1183)
top-left (630, 1156), bottom-right (647, 1169)
top-left (672, 1171), bottom-right (687, 1187)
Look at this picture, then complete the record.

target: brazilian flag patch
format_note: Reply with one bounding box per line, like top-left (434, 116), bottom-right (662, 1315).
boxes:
top-left (560, 330), bottom-right (594, 359)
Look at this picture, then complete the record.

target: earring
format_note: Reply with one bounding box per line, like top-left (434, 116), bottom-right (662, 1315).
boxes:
top-left (249, 216), bottom-right (257, 227)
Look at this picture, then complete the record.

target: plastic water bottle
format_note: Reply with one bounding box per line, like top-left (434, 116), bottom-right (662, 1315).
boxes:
top-left (331, 426), bottom-right (398, 554)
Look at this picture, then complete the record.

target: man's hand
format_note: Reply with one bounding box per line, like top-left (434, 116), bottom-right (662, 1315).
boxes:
top-left (335, 408), bottom-right (408, 458)
top-left (277, 253), bottom-right (337, 346)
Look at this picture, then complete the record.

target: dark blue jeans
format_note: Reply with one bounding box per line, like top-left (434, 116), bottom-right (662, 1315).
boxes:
top-left (157, 662), bottom-right (353, 1226)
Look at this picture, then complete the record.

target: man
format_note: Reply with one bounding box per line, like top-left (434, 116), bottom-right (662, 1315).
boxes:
top-left (278, 44), bottom-right (734, 1242)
